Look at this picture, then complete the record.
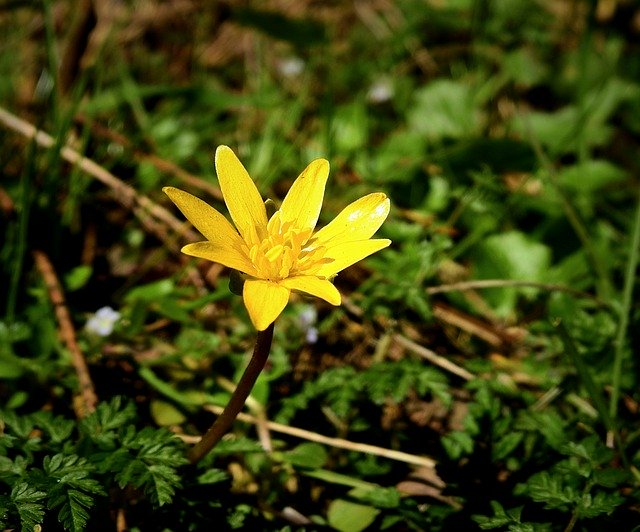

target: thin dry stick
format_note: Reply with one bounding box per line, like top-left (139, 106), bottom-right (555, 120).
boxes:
top-left (75, 115), bottom-right (224, 201)
top-left (33, 250), bottom-right (97, 416)
top-left (0, 107), bottom-right (198, 243)
top-left (182, 405), bottom-right (436, 469)
top-left (432, 303), bottom-right (504, 346)
top-left (394, 334), bottom-right (474, 381)
top-left (426, 278), bottom-right (599, 301)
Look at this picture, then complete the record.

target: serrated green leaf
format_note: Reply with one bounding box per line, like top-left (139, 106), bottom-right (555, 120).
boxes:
top-left (108, 426), bottom-right (187, 507)
top-left (80, 396), bottom-right (137, 447)
top-left (442, 431), bottom-right (474, 460)
top-left (493, 431), bottom-right (524, 461)
top-left (11, 482), bottom-right (46, 531)
top-left (32, 411), bottom-right (75, 444)
top-left (525, 471), bottom-right (576, 510)
top-left (53, 488), bottom-right (94, 532)
top-left (577, 491), bottom-right (625, 518)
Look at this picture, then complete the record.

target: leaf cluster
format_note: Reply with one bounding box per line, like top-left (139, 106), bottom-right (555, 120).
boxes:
top-left (0, 397), bottom-right (187, 531)
top-left (277, 358), bottom-right (450, 425)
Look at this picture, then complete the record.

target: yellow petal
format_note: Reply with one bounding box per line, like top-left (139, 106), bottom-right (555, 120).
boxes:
top-left (215, 146), bottom-right (268, 243)
top-left (280, 276), bottom-right (341, 305)
top-left (311, 193), bottom-right (390, 248)
top-left (316, 239), bottom-right (391, 277)
top-left (163, 187), bottom-right (244, 248)
top-left (279, 158), bottom-right (330, 232)
top-left (182, 242), bottom-right (256, 276)
top-left (243, 279), bottom-right (290, 331)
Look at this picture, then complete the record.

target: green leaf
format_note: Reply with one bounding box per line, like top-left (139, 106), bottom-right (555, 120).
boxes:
top-left (368, 130), bottom-right (426, 184)
top-left (196, 468), bottom-right (228, 485)
top-left (442, 430), bottom-right (474, 460)
top-left (31, 411), bottom-right (75, 444)
top-left (493, 431), bottom-right (523, 461)
top-left (0, 357), bottom-right (24, 379)
top-left (124, 279), bottom-right (175, 302)
top-left (526, 471), bottom-right (575, 510)
top-left (211, 436), bottom-right (264, 456)
top-left (11, 482), bottom-right (46, 531)
top-left (109, 426), bottom-right (187, 507)
top-left (283, 442), bottom-right (328, 469)
top-left (80, 396), bottom-right (137, 447)
top-left (64, 265), bottom-right (93, 291)
top-left (433, 137), bottom-right (537, 176)
top-left (577, 491), bottom-right (625, 518)
top-left (408, 79), bottom-right (481, 140)
top-left (471, 231), bottom-right (551, 316)
top-left (327, 499), bottom-right (380, 532)
top-left (473, 501), bottom-right (518, 529)
top-left (348, 486), bottom-right (401, 509)
top-left (558, 160), bottom-right (627, 193)
top-left (331, 102), bottom-right (369, 153)
top-left (43, 454), bottom-right (105, 532)
top-left (150, 400), bottom-right (186, 426)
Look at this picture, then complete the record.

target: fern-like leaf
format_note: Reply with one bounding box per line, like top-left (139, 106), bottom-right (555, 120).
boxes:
top-left (11, 481), bottom-right (46, 531)
top-left (43, 454), bottom-right (105, 532)
top-left (79, 396), bottom-right (137, 448)
top-left (108, 426), bottom-right (187, 507)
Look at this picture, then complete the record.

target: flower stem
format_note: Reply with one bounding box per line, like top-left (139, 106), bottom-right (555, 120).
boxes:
top-left (188, 323), bottom-right (274, 464)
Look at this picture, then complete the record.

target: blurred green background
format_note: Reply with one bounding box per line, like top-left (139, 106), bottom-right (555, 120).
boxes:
top-left (1, 1), bottom-right (640, 530)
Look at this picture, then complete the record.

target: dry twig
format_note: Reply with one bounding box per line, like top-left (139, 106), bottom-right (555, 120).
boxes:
top-left (180, 405), bottom-right (436, 469)
top-left (394, 334), bottom-right (474, 381)
top-left (0, 107), bottom-right (198, 247)
top-left (427, 278), bottom-right (600, 301)
top-left (33, 250), bottom-right (97, 416)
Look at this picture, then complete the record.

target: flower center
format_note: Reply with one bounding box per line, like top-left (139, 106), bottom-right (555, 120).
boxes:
top-left (242, 211), bottom-right (330, 281)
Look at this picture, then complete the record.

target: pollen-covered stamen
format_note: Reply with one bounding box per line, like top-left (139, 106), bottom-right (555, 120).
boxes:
top-left (244, 210), bottom-right (330, 280)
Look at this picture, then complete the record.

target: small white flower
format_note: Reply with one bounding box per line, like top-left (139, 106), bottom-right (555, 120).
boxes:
top-left (297, 305), bottom-right (318, 344)
top-left (367, 78), bottom-right (394, 103)
top-left (86, 306), bottom-right (121, 337)
top-left (277, 57), bottom-right (305, 78)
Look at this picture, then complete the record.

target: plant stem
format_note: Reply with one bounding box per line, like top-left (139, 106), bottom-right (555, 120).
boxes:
top-left (187, 323), bottom-right (274, 464)
top-left (609, 190), bottom-right (640, 421)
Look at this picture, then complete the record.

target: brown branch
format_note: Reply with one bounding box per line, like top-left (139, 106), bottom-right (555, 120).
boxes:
top-left (33, 250), bottom-right (97, 416)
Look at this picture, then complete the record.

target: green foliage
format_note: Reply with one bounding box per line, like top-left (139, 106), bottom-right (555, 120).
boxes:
top-left (277, 359), bottom-right (450, 424)
top-left (43, 454), bottom-right (105, 532)
top-left (2, 0), bottom-right (640, 529)
top-left (0, 398), bottom-right (187, 530)
top-left (7, 483), bottom-right (47, 532)
top-left (519, 436), bottom-right (627, 520)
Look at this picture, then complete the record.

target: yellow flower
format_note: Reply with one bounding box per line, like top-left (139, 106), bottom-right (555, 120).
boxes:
top-left (164, 145), bottom-right (391, 330)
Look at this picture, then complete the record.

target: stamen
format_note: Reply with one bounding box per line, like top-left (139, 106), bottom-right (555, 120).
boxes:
top-left (245, 210), bottom-right (329, 281)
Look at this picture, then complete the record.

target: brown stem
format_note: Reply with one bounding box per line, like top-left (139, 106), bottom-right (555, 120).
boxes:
top-left (33, 250), bottom-right (97, 416)
top-left (187, 323), bottom-right (274, 464)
